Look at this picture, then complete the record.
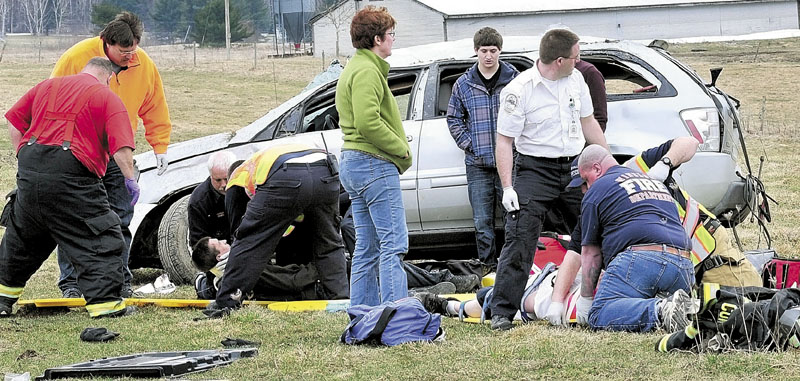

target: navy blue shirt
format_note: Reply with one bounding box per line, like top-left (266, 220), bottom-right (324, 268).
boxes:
top-left (581, 165), bottom-right (690, 267)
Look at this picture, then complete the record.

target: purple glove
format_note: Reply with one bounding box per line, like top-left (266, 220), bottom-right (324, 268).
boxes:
top-left (124, 177), bottom-right (140, 206)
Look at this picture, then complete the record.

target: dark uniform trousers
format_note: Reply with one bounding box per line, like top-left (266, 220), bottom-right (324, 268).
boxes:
top-left (489, 154), bottom-right (583, 318)
top-left (57, 158), bottom-right (133, 292)
top-left (0, 144), bottom-right (125, 307)
top-left (215, 161), bottom-right (350, 308)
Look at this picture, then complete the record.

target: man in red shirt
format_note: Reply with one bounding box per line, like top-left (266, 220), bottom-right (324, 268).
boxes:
top-left (0, 57), bottom-right (138, 318)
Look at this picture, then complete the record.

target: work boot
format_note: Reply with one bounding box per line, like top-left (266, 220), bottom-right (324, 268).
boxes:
top-left (62, 288), bottom-right (82, 299)
top-left (658, 289), bottom-right (697, 332)
top-left (408, 281), bottom-right (456, 297)
top-left (94, 306), bottom-right (138, 319)
top-left (0, 296), bottom-right (14, 317)
top-left (448, 274), bottom-right (480, 293)
top-left (490, 315), bottom-right (513, 331)
top-left (413, 292), bottom-right (449, 315)
top-left (120, 287), bottom-right (134, 298)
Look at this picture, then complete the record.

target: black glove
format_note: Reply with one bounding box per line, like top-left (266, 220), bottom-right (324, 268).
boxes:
top-left (80, 327), bottom-right (119, 342)
top-left (221, 337), bottom-right (260, 347)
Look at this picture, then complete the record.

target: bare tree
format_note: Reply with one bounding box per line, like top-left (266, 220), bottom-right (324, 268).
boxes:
top-left (0, 0), bottom-right (8, 37)
top-left (316, 0), bottom-right (354, 57)
top-left (52, 0), bottom-right (70, 34)
top-left (20, 0), bottom-right (50, 35)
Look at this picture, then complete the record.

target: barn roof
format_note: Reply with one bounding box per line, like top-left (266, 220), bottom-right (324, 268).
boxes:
top-left (415, 0), bottom-right (775, 17)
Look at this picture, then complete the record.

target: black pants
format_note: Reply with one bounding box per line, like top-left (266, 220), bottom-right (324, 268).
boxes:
top-left (215, 162), bottom-right (349, 308)
top-left (227, 184), bottom-right (314, 266)
top-left (58, 157), bottom-right (133, 292)
top-left (489, 154), bottom-right (582, 318)
top-left (0, 145), bottom-right (124, 308)
top-left (197, 262), bottom-right (320, 301)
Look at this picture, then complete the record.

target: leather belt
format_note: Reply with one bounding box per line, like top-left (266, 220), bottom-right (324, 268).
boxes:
top-left (282, 160), bottom-right (328, 169)
top-left (531, 155), bottom-right (577, 164)
top-left (628, 244), bottom-right (691, 259)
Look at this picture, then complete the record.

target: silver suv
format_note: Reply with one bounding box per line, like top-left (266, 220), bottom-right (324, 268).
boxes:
top-left (130, 37), bottom-right (755, 283)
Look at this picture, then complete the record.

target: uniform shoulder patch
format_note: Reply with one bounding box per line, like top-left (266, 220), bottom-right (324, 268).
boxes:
top-left (503, 93), bottom-right (519, 113)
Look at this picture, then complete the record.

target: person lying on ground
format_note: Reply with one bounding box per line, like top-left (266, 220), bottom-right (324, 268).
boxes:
top-left (192, 237), bottom-right (328, 301)
top-left (415, 250), bottom-right (583, 326)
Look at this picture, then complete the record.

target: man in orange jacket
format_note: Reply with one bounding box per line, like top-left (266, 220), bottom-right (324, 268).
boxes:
top-left (51, 11), bottom-right (172, 298)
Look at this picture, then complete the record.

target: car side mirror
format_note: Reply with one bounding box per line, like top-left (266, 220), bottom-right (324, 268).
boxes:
top-left (709, 67), bottom-right (723, 87)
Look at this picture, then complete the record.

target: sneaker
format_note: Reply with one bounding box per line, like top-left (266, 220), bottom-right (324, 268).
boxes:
top-left (658, 289), bottom-right (694, 332)
top-left (62, 288), bottom-right (82, 299)
top-left (409, 281), bottom-right (456, 296)
top-left (413, 292), bottom-right (449, 315)
top-left (0, 296), bottom-right (14, 317)
top-left (490, 315), bottom-right (513, 331)
top-left (448, 274), bottom-right (480, 293)
top-left (94, 305), bottom-right (138, 319)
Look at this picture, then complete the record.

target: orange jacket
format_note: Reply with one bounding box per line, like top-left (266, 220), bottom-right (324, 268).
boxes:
top-left (51, 37), bottom-right (171, 154)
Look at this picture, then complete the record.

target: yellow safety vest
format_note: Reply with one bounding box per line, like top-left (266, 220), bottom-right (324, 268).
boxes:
top-left (226, 143), bottom-right (321, 197)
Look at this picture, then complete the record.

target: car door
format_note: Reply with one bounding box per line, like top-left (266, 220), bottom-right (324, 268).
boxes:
top-left (415, 58), bottom-right (533, 231)
top-left (267, 69), bottom-right (426, 231)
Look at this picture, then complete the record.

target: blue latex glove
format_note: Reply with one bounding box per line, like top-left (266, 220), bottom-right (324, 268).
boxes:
top-left (125, 177), bottom-right (140, 206)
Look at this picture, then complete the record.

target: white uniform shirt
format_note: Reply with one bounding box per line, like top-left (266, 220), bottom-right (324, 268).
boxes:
top-left (496, 64), bottom-right (594, 158)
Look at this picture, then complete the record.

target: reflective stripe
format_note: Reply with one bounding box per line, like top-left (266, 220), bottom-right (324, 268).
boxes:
top-left (227, 144), bottom-right (318, 197)
top-left (701, 282), bottom-right (720, 313)
top-left (86, 300), bottom-right (126, 317)
top-left (674, 190), bottom-right (716, 266)
top-left (0, 284), bottom-right (23, 299)
top-left (633, 155), bottom-right (650, 173)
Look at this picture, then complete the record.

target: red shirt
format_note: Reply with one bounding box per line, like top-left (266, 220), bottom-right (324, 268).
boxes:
top-left (5, 73), bottom-right (134, 177)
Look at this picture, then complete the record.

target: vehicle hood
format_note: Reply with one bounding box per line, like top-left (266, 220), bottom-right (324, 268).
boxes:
top-left (134, 132), bottom-right (233, 173)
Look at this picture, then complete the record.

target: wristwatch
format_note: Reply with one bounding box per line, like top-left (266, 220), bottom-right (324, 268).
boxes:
top-left (660, 156), bottom-right (674, 169)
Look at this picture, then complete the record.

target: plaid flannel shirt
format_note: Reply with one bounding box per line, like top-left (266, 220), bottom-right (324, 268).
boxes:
top-left (446, 61), bottom-right (518, 167)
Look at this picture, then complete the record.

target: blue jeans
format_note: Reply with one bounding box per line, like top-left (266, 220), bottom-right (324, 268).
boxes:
top-left (57, 158), bottom-right (133, 292)
top-left (589, 249), bottom-right (694, 332)
top-left (465, 165), bottom-right (504, 267)
top-left (339, 150), bottom-right (408, 306)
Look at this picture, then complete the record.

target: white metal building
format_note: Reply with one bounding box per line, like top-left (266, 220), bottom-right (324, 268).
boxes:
top-left (310, 0), bottom-right (800, 57)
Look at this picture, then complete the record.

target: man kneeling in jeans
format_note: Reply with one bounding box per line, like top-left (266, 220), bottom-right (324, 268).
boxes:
top-left (574, 144), bottom-right (696, 332)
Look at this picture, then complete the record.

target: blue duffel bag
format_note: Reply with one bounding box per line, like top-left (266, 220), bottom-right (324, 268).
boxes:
top-left (340, 297), bottom-right (445, 346)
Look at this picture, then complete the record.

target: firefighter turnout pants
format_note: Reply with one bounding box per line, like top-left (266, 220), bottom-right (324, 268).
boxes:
top-left (0, 144), bottom-right (126, 317)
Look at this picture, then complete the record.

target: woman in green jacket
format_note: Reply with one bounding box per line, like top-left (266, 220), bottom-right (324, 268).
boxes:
top-left (335, 6), bottom-right (411, 306)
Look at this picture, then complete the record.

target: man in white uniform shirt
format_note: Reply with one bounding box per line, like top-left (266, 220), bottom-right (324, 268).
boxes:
top-left (488, 29), bottom-right (608, 331)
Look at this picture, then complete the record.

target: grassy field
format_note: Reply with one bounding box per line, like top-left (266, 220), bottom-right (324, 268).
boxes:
top-left (1, 35), bottom-right (800, 379)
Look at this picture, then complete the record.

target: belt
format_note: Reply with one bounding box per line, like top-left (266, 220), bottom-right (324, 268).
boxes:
top-left (530, 155), bottom-right (577, 164)
top-left (628, 244), bottom-right (691, 259)
top-left (281, 160), bottom-right (328, 169)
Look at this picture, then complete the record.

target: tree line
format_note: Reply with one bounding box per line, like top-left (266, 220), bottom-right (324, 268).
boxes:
top-left (1, 0), bottom-right (340, 46)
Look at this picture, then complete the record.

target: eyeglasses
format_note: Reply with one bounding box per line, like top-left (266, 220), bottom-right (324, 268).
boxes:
top-left (561, 54), bottom-right (580, 62)
top-left (115, 46), bottom-right (137, 57)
